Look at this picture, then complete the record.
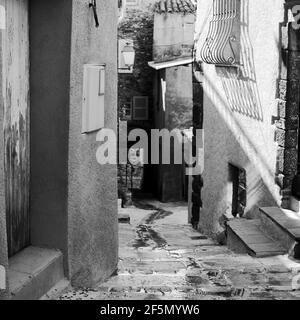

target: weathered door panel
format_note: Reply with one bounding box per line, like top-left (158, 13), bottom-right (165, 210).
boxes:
top-left (4, 0), bottom-right (30, 257)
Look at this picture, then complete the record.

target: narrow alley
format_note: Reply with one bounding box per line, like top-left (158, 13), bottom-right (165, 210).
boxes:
top-left (56, 202), bottom-right (300, 300)
top-left (3, 0), bottom-right (300, 306)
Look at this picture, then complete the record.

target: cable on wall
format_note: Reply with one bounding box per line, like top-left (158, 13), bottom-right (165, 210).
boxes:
top-left (89, 0), bottom-right (99, 28)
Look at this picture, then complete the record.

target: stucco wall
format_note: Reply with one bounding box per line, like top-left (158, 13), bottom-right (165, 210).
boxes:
top-left (153, 13), bottom-right (195, 62)
top-left (195, 0), bottom-right (285, 235)
top-left (67, 0), bottom-right (118, 287)
top-left (30, 0), bottom-right (71, 268)
top-left (165, 65), bottom-right (193, 130)
top-left (30, 0), bottom-right (118, 287)
top-left (125, 0), bottom-right (155, 12)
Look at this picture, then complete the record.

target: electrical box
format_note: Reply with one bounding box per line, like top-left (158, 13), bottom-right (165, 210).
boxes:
top-left (81, 64), bottom-right (105, 133)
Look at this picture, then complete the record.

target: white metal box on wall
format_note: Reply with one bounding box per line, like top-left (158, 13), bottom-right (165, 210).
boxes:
top-left (81, 64), bottom-right (105, 133)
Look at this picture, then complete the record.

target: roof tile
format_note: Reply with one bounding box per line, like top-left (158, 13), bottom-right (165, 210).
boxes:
top-left (154, 0), bottom-right (196, 14)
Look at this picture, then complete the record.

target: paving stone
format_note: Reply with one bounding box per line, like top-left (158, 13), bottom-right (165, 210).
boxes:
top-left (119, 260), bottom-right (186, 275)
top-left (58, 200), bottom-right (300, 301)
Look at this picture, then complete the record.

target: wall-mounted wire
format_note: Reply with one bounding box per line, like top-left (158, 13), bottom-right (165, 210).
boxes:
top-left (89, 0), bottom-right (99, 28)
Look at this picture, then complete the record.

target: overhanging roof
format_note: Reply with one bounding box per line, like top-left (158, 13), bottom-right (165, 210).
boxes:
top-left (148, 57), bottom-right (193, 70)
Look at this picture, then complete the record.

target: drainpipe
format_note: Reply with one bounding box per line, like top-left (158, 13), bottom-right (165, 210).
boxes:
top-left (190, 44), bottom-right (204, 229)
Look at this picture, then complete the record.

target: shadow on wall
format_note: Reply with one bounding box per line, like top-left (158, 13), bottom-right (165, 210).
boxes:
top-left (200, 79), bottom-right (279, 234)
top-left (200, 73), bottom-right (280, 229)
top-left (200, 104), bottom-right (278, 234)
top-left (216, 0), bottom-right (263, 122)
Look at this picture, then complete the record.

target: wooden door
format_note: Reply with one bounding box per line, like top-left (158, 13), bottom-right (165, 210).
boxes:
top-left (4, 0), bottom-right (30, 257)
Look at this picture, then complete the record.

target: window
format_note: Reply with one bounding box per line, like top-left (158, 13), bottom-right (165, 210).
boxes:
top-left (132, 96), bottom-right (149, 120)
top-left (125, 0), bottom-right (139, 6)
top-left (199, 0), bottom-right (241, 66)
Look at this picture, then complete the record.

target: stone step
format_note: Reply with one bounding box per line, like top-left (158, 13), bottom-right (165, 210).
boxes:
top-left (259, 207), bottom-right (300, 257)
top-left (8, 246), bottom-right (64, 300)
top-left (227, 219), bottom-right (286, 258)
top-left (41, 279), bottom-right (70, 300)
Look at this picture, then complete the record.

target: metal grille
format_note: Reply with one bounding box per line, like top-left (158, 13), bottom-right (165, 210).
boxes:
top-left (199, 0), bottom-right (240, 66)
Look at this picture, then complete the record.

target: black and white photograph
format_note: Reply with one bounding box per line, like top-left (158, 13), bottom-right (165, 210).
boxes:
top-left (1, 0), bottom-right (300, 309)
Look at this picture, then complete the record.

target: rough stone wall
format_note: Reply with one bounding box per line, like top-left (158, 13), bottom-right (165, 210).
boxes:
top-left (275, 8), bottom-right (300, 207)
top-left (118, 9), bottom-right (154, 121)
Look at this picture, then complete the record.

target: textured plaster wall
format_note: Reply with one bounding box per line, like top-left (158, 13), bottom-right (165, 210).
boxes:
top-left (153, 13), bottom-right (195, 62)
top-left (30, 0), bottom-right (118, 287)
top-left (30, 0), bottom-right (72, 269)
top-left (122, 0), bottom-right (155, 16)
top-left (165, 65), bottom-right (193, 130)
top-left (67, 0), bottom-right (118, 287)
top-left (195, 0), bottom-right (285, 235)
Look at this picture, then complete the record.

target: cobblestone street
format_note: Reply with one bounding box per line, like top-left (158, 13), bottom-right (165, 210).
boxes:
top-left (55, 201), bottom-right (300, 300)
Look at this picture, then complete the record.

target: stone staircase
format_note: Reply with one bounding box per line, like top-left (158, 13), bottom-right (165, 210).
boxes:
top-left (226, 206), bottom-right (300, 259)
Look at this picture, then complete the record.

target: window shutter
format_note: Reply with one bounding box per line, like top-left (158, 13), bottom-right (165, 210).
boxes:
top-left (132, 96), bottom-right (149, 120)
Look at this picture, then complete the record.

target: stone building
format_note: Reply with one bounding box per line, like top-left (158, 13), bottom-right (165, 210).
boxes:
top-left (194, 0), bottom-right (300, 258)
top-left (0, 0), bottom-right (118, 299)
top-left (149, 0), bottom-right (196, 202)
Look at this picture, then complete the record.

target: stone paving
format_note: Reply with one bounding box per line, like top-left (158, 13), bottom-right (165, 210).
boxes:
top-left (58, 201), bottom-right (300, 300)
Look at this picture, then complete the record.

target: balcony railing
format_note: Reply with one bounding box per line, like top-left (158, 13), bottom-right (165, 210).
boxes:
top-left (199, 0), bottom-right (241, 66)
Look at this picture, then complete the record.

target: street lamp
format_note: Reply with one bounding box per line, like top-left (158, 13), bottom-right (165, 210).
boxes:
top-left (122, 42), bottom-right (135, 69)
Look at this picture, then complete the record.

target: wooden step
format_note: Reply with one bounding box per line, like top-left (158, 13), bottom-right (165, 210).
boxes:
top-left (227, 219), bottom-right (286, 258)
top-left (259, 207), bottom-right (300, 253)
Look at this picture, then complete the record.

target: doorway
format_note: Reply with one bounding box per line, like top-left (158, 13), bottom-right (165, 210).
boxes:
top-left (227, 164), bottom-right (247, 218)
